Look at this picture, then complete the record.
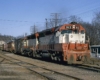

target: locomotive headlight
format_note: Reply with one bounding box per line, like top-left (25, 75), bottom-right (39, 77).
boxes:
top-left (66, 26), bottom-right (69, 29)
top-left (69, 26), bottom-right (72, 29)
top-left (82, 36), bottom-right (84, 38)
top-left (76, 26), bottom-right (79, 29)
top-left (72, 25), bottom-right (75, 29)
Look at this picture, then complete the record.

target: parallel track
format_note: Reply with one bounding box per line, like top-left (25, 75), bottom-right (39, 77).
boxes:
top-left (70, 64), bottom-right (100, 73)
top-left (0, 51), bottom-right (82, 80)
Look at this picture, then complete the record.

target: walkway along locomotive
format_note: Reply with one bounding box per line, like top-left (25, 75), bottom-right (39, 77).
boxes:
top-left (13, 22), bottom-right (90, 64)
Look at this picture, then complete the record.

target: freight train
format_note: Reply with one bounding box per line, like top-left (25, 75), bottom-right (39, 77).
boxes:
top-left (1, 22), bottom-right (90, 64)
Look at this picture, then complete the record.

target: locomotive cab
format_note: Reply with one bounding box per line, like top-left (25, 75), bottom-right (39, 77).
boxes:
top-left (54, 22), bottom-right (90, 64)
top-left (55, 29), bottom-right (85, 44)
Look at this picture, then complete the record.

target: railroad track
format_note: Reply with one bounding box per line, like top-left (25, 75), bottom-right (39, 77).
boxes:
top-left (70, 64), bottom-right (100, 73)
top-left (1, 51), bottom-right (100, 80)
top-left (0, 51), bottom-right (82, 80)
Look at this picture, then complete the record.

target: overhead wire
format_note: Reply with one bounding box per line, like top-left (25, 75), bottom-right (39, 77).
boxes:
top-left (0, 1), bottom-right (99, 23)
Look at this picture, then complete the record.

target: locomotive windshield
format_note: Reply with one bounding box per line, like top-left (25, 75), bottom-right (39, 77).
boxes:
top-left (61, 30), bottom-right (72, 34)
top-left (61, 30), bottom-right (85, 34)
top-left (81, 30), bottom-right (85, 34)
top-left (61, 30), bottom-right (78, 34)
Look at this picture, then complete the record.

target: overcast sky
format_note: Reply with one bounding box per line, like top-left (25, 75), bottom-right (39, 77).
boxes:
top-left (0, 0), bottom-right (100, 37)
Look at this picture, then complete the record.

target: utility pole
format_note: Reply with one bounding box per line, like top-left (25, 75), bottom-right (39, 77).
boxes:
top-left (45, 18), bottom-right (48, 29)
top-left (33, 24), bottom-right (36, 33)
top-left (25, 33), bottom-right (27, 37)
top-left (51, 13), bottom-right (61, 27)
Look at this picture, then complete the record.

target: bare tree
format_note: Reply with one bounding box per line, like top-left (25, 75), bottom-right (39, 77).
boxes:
top-left (50, 13), bottom-right (62, 27)
top-left (80, 12), bottom-right (100, 45)
top-left (92, 12), bottom-right (100, 26)
top-left (45, 18), bottom-right (48, 29)
top-left (91, 11), bottom-right (100, 45)
top-left (68, 15), bottom-right (83, 23)
top-left (46, 13), bottom-right (67, 28)
top-left (81, 22), bottom-right (96, 45)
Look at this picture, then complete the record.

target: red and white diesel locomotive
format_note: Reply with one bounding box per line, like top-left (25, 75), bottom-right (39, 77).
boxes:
top-left (6, 22), bottom-right (90, 64)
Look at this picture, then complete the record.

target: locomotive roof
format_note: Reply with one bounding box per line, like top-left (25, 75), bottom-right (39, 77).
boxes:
top-left (37, 25), bottom-right (62, 37)
top-left (7, 40), bottom-right (14, 43)
top-left (26, 34), bottom-right (35, 39)
top-left (39, 26), bottom-right (59, 33)
top-left (22, 22), bottom-right (85, 39)
top-left (25, 25), bottom-right (62, 38)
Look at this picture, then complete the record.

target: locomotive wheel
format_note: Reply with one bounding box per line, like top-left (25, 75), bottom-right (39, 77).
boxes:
top-left (57, 57), bottom-right (61, 62)
top-left (21, 51), bottom-right (25, 56)
top-left (54, 57), bottom-right (57, 61)
top-left (12, 50), bottom-right (14, 53)
top-left (68, 55), bottom-right (75, 64)
top-left (28, 52), bottom-right (30, 57)
top-left (33, 51), bottom-right (36, 58)
top-left (82, 56), bottom-right (90, 64)
top-left (28, 52), bottom-right (32, 57)
top-left (14, 50), bottom-right (17, 54)
top-left (51, 53), bottom-right (55, 60)
top-left (51, 55), bottom-right (54, 60)
top-left (57, 55), bottom-right (63, 62)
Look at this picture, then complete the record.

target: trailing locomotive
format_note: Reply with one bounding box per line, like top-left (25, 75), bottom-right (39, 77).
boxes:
top-left (2, 40), bottom-right (15, 53)
top-left (9, 22), bottom-right (90, 64)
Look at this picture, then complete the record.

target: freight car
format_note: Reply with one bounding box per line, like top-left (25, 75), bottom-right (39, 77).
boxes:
top-left (14, 22), bottom-right (90, 64)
